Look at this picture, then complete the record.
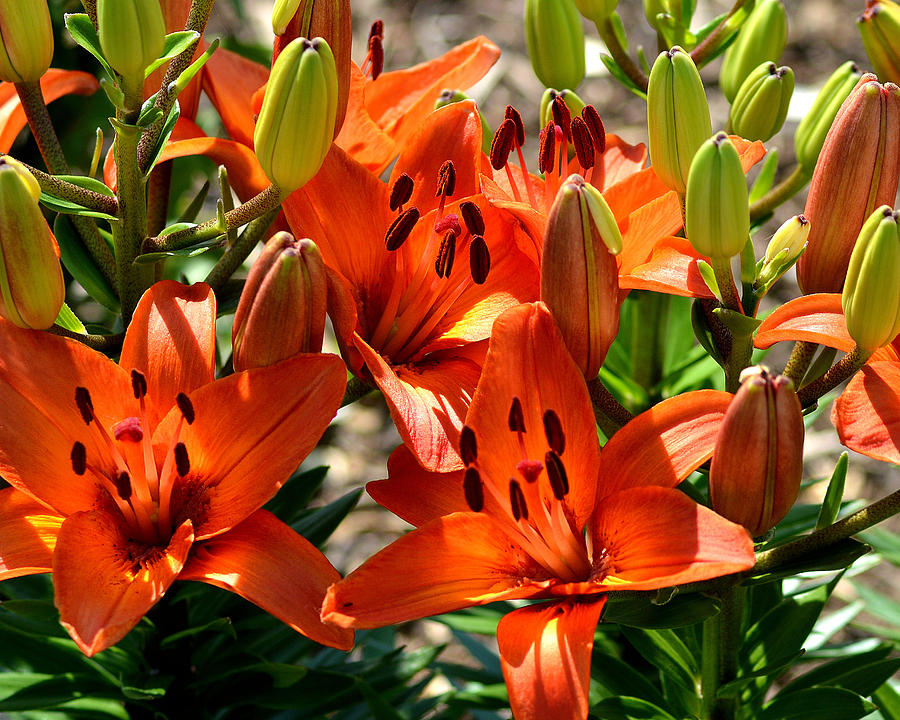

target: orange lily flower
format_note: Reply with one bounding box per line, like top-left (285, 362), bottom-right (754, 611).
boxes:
top-left (322, 302), bottom-right (755, 720)
top-left (0, 280), bottom-right (352, 656)
top-left (283, 101), bottom-right (540, 472)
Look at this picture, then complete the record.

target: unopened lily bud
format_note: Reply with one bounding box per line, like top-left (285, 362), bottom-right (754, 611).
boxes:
top-left (794, 61), bottom-right (864, 172)
top-left (710, 366), bottom-right (803, 538)
top-left (541, 174), bottom-right (621, 379)
top-left (647, 47), bottom-right (712, 195)
top-left (729, 62), bottom-right (794, 142)
top-left (539, 88), bottom-right (586, 131)
top-left (573, 0), bottom-right (618, 23)
top-left (842, 206), bottom-right (900, 352)
top-left (757, 214), bottom-right (810, 288)
top-left (254, 37), bottom-right (337, 193)
top-left (719, 0), bottom-right (788, 103)
top-left (524, 0), bottom-right (586, 90)
top-left (272, 0), bottom-right (351, 138)
top-left (643, 0), bottom-right (667, 29)
top-left (797, 76), bottom-right (900, 293)
top-left (97, 0), bottom-right (166, 80)
top-left (859, 0), bottom-right (900, 85)
top-left (0, 0), bottom-right (53, 83)
top-left (685, 133), bottom-right (749, 260)
top-left (0, 156), bottom-right (64, 329)
top-left (232, 233), bottom-right (327, 371)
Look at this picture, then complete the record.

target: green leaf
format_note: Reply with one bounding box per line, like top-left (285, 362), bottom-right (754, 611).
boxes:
top-left (292, 488), bottom-right (363, 547)
top-left (144, 31), bottom-right (201, 76)
top-left (590, 651), bottom-right (669, 709)
top-left (748, 538), bottom-right (871, 584)
top-left (874, 682), bottom-right (900, 720)
top-left (590, 696), bottom-right (678, 720)
top-left (604, 591), bottom-right (721, 629)
top-left (54, 303), bottom-right (86, 334)
top-left (39, 175), bottom-right (116, 221)
top-left (0, 672), bottom-right (117, 711)
top-left (435, 604), bottom-right (506, 636)
top-left (168, 38), bottom-right (219, 100)
top-left (599, 54), bottom-right (647, 100)
top-left (133, 236), bottom-right (223, 264)
top-left (760, 687), bottom-right (876, 720)
top-left (53, 215), bottom-right (120, 312)
top-left (749, 149), bottom-right (780, 204)
top-left (64, 13), bottom-right (115, 81)
top-left (816, 453), bottom-right (849, 530)
top-left (860, 526), bottom-right (900, 566)
top-left (691, 298), bottom-right (725, 364)
top-left (263, 465), bottom-right (329, 523)
top-left (143, 101), bottom-right (181, 175)
top-left (159, 616), bottom-right (235, 649)
top-left (620, 628), bottom-right (698, 693)
top-left (850, 580), bottom-right (900, 627)
top-left (783, 646), bottom-right (899, 697)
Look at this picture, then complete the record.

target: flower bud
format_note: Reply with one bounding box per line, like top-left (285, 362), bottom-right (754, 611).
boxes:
top-left (232, 233), bottom-right (327, 371)
top-left (719, 0), bottom-right (788, 103)
top-left (0, 0), bottom-right (53, 83)
top-left (841, 206), bottom-right (900, 352)
top-left (859, 0), bottom-right (900, 85)
top-left (524, 0), bottom-right (586, 90)
top-left (794, 61), bottom-right (864, 171)
top-left (643, 0), bottom-right (667, 29)
top-left (729, 62), bottom-right (794, 142)
top-left (0, 156), bottom-right (64, 329)
top-left (797, 76), bottom-right (900, 293)
top-left (756, 214), bottom-right (810, 289)
top-left (539, 88), bottom-right (586, 130)
top-left (685, 133), bottom-right (749, 260)
top-left (541, 174), bottom-right (621, 379)
top-left (254, 37), bottom-right (338, 193)
top-left (97, 0), bottom-right (166, 79)
top-left (573, 0), bottom-right (618, 23)
top-left (710, 366), bottom-right (804, 538)
top-left (647, 47), bottom-right (712, 195)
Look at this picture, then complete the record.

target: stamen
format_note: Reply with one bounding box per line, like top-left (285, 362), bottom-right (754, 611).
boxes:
top-left (460, 201), bottom-right (485, 236)
top-left (390, 173), bottom-right (414, 212)
top-left (369, 19), bottom-right (384, 39)
top-left (571, 117), bottom-right (595, 170)
top-left (75, 386), bottom-right (94, 425)
top-left (545, 451), bottom-right (570, 499)
top-left (131, 369), bottom-right (147, 399)
top-left (435, 231), bottom-right (457, 279)
top-left (112, 417), bottom-right (143, 443)
top-left (469, 236), bottom-right (490, 284)
top-left (115, 471), bottom-right (133, 500)
top-left (70, 442), bottom-right (87, 475)
top-left (174, 443), bottom-right (190, 476)
top-left (509, 479), bottom-right (528, 521)
top-left (490, 118), bottom-right (516, 170)
top-left (551, 95), bottom-right (572, 141)
top-left (505, 105), bottom-right (526, 147)
top-left (459, 425), bottom-right (478, 465)
top-left (582, 105), bottom-right (606, 154)
top-left (436, 161), bottom-right (456, 197)
top-left (464, 466), bottom-right (485, 512)
top-left (385, 208), bottom-right (420, 251)
top-left (176, 393), bottom-right (195, 424)
top-left (508, 396), bottom-right (526, 433)
top-left (543, 409), bottom-right (565, 454)
top-left (538, 121), bottom-right (556, 175)
top-left (367, 31), bottom-right (384, 80)
top-left (433, 213), bottom-right (461, 236)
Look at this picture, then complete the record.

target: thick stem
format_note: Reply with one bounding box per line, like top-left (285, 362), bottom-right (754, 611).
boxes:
top-left (690, 0), bottom-right (750, 68)
top-left (595, 19), bottom-right (649, 93)
top-left (630, 291), bottom-right (670, 393)
top-left (14, 82), bottom-right (69, 173)
top-left (47, 325), bottom-right (124, 352)
top-left (25, 164), bottom-right (119, 216)
top-left (146, 164), bottom-right (173, 237)
top-left (587, 376), bottom-right (634, 434)
top-left (80, 0), bottom-right (97, 26)
top-left (714, 585), bottom-right (743, 720)
top-left (700, 615), bottom-right (721, 720)
top-left (724, 332), bottom-right (753, 393)
top-left (712, 259), bottom-right (741, 313)
top-left (204, 208), bottom-right (279, 291)
top-left (783, 341), bottom-right (818, 387)
top-left (749, 165), bottom-right (809, 222)
top-left (796, 345), bottom-right (869, 408)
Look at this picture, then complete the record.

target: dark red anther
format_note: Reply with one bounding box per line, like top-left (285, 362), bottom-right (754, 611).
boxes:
top-left (571, 117), bottom-right (595, 169)
top-left (176, 393), bottom-right (195, 425)
top-left (538, 121), bottom-right (556, 174)
top-left (436, 161), bottom-right (456, 197)
top-left (174, 442), bottom-right (190, 476)
top-left (115, 471), bottom-right (132, 500)
top-left (469, 236), bottom-right (490, 285)
top-left (489, 118), bottom-right (516, 170)
top-left (545, 451), bottom-right (569, 499)
top-left (517, 458), bottom-right (543, 484)
top-left (542, 409), bottom-right (565, 455)
top-left (389, 173), bottom-right (414, 211)
top-left (508, 396), bottom-right (526, 433)
top-left (385, 208), bottom-right (420, 251)
top-left (581, 105), bottom-right (606, 155)
top-left (433, 213), bottom-right (461, 236)
top-left (460, 201), bottom-right (485, 236)
top-left (459, 425), bottom-right (478, 465)
top-left (70, 442), bottom-right (87, 475)
top-left (75, 386), bottom-right (94, 425)
top-left (131, 369), bottom-right (148, 400)
top-left (369, 19), bottom-right (384, 41)
top-left (551, 95), bottom-right (572, 141)
top-left (435, 231), bottom-right (457, 279)
top-left (505, 105), bottom-right (526, 147)
top-left (509, 479), bottom-right (528, 521)
top-left (464, 466), bottom-right (485, 512)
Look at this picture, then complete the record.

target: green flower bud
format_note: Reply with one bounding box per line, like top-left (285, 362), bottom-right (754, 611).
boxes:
top-left (539, 88), bottom-right (586, 129)
top-left (0, 0), bottom-right (53, 83)
top-left (541, 174), bottom-right (621, 379)
top-left (842, 206), bottom-right (900, 352)
top-left (643, 0), bottom-right (667, 29)
top-left (524, 0), bottom-right (586, 90)
top-left (859, 0), bottom-right (900, 85)
top-left (232, 233), bottom-right (327, 371)
top-left (758, 214), bottom-right (810, 287)
top-left (719, 0), bottom-right (788, 103)
top-left (794, 61), bottom-right (864, 172)
top-left (685, 132), bottom-right (749, 260)
top-left (97, 0), bottom-right (166, 80)
top-left (573, 0), bottom-right (618, 23)
top-left (729, 62), bottom-right (794, 142)
top-left (254, 37), bottom-right (338, 193)
top-left (647, 47), bottom-right (712, 195)
top-left (0, 156), bottom-right (64, 329)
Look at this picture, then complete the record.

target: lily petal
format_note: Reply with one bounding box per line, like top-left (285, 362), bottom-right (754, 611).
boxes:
top-left (335, 63), bottom-right (397, 173)
top-left (594, 134), bottom-right (648, 191)
top-left (180, 509), bottom-right (353, 650)
top-left (755, 294), bottom-right (850, 350)
top-left (321, 512), bottom-right (549, 629)
top-left (833, 362), bottom-right (900, 464)
top-left (201, 47), bottom-right (269, 148)
top-left (620, 237), bottom-right (715, 298)
top-left (615, 193), bottom-right (685, 276)
top-left (0, 487), bottom-right (63, 580)
top-left (597, 390), bottom-right (732, 500)
top-left (120, 281), bottom-right (216, 427)
top-left (498, 598), bottom-right (607, 720)
top-left (54, 511), bottom-right (193, 656)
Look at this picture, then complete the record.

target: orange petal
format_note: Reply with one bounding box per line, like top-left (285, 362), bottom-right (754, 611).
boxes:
top-left (620, 237), bottom-right (715, 298)
top-left (54, 511), bottom-right (193, 656)
top-left (0, 320), bottom-right (136, 516)
top-left (120, 281), bottom-right (216, 427)
top-left (592, 486), bottom-right (754, 590)
top-left (480, 174), bottom-right (546, 262)
top-left (154, 353), bottom-right (346, 539)
top-left (498, 598), bottom-right (607, 720)
top-left (180, 509), bottom-right (353, 650)
top-left (754, 293), bottom-right (851, 351)
top-left (732, 136), bottom-right (767, 172)
top-left (597, 390), bottom-right (732, 500)
top-left (0, 70), bottom-right (99, 153)
top-left (594, 134), bottom-right (648, 191)
top-left (833, 362), bottom-right (900, 464)
top-left (0, 487), bottom-right (63, 580)
top-left (603, 167), bottom-right (670, 222)
top-left (615, 192), bottom-right (685, 276)
top-left (466, 303), bottom-right (602, 530)
top-left (201, 47), bottom-right (269, 148)
top-left (335, 63), bottom-right (397, 173)
top-left (321, 512), bottom-right (549, 629)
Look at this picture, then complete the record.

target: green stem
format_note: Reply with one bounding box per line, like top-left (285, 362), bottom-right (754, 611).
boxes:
top-left (595, 18), bottom-right (649, 93)
top-left (714, 585), bottom-right (743, 720)
top-left (146, 164), bottom-right (173, 237)
top-left (205, 208), bottom-right (279, 291)
top-left (341, 375), bottom-right (375, 407)
top-left (690, 0), bottom-right (750, 67)
top-left (14, 82), bottom-right (69, 173)
top-left (796, 345), bottom-right (869, 408)
top-left (700, 614), bottom-right (721, 720)
top-left (724, 332), bottom-right (753, 393)
top-left (25, 164), bottom-right (119, 216)
top-left (712, 259), bottom-right (741, 313)
top-left (47, 325), bottom-right (124, 352)
top-left (587, 376), bottom-right (633, 436)
top-left (749, 165), bottom-right (808, 222)
top-left (80, 0), bottom-right (97, 26)
top-left (783, 341), bottom-right (818, 387)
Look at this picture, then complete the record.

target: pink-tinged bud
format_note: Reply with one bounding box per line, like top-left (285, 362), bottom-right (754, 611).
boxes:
top-left (541, 174), bottom-right (621, 379)
top-left (232, 232), bottom-right (327, 371)
top-left (797, 76), bottom-right (900, 294)
top-left (858, 0), bottom-right (900, 85)
top-left (710, 367), bottom-right (804, 538)
top-left (0, 156), bottom-right (64, 329)
top-left (0, 0), bottom-right (53, 83)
